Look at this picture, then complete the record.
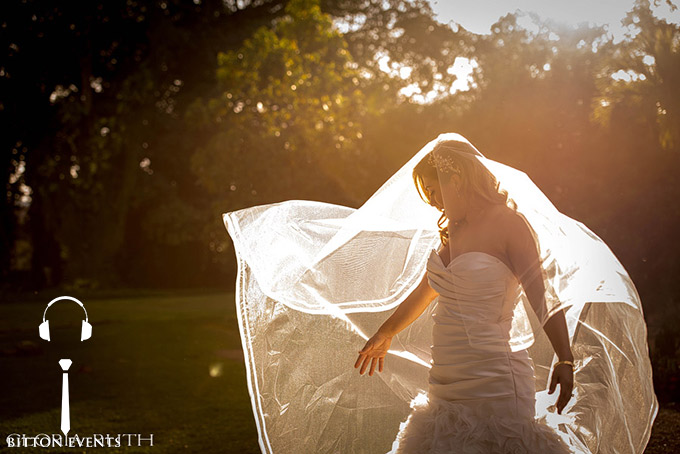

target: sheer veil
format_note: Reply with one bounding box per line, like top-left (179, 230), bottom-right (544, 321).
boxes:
top-left (223, 133), bottom-right (657, 454)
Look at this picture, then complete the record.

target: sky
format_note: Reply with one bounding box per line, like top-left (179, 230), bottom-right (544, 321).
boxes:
top-left (428, 0), bottom-right (680, 41)
top-left (394, 0), bottom-right (679, 101)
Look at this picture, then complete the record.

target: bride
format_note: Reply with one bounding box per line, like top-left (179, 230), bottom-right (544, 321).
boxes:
top-left (223, 133), bottom-right (657, 454)
top-left (355, 140), bottom-right (575, 452)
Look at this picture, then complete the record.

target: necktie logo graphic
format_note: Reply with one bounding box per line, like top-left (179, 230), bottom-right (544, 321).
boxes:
top-left (5, 299), bottom-right (153, 449)
top-left (38, 296), bottom-right (92, 436)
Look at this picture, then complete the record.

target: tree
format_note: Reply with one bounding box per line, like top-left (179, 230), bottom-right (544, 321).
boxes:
top-left (0, 0), bottom-right (293, 288)
top-left (593, 0), bottom-right (680, 151)
top-left (189, 0), bottom-right (369, 207)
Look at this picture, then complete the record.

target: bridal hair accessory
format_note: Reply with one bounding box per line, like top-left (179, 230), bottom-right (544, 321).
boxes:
top-left (427, 151), bottom-right (461, 175)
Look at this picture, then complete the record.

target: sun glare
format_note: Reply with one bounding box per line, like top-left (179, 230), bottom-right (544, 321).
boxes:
top-left (429, 0), bottom-right (680, 42)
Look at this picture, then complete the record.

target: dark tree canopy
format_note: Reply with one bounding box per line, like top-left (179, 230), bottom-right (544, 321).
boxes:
top-left (2, 1), bottom-right (678, 357)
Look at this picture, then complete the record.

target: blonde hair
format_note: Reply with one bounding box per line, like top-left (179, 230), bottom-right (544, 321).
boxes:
top-left (412, 139), bottom-right (516, 246)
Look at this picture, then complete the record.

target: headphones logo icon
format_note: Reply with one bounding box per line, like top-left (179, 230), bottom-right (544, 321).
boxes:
top-left (39, 296), bottom-right (92, 342)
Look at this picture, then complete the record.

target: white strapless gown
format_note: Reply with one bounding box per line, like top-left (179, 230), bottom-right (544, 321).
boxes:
top-left (392, 249), bottom-right (573, 454)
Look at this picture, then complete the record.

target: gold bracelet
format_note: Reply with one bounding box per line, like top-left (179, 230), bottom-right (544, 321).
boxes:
top-left (554, 360), bottom-right (574, 368)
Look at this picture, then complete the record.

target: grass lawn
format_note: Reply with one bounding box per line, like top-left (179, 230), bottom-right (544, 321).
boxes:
top-left (1, 290), bottom-right (677, 453)
top-left (0, 290), bottom-right (259, 454)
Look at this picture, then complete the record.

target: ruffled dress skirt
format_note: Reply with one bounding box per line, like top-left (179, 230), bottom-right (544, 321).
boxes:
top-left (393, 390), bottom-right (572, 454)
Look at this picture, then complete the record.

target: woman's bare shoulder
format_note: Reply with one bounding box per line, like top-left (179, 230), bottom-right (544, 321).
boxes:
top-left (494, 205), bottom-right (535, 249)
top-left (492, 204), bottom-right (526, 227)
top-left (483, 204), bottom-right (509, 228)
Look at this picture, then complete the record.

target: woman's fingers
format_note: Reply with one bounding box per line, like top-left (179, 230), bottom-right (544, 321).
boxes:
top-left (355, 332), bottom-right (392, 375)
top-left (355, 341), bottom-right (372, 370)
top-left (557, 390), bottom-right (569, 414)
top-left (358, 340), bottom-right (372, 355)
top-left (359, 354), bottom-right (370, 375)
top-left (548, 371), bottom-right (557, 394)
top-left (360, 355), bottom-right (376, 375)
top-left (558, 381), bottom-right (574, 414)
top-left (354, 346), bottom-right (387, 375)
top-left (369, 357), bottom-right (377, 376)
top-left (553, 370), bottom-right (574, 414)
top-left (354, 352), bottom-right (365, 369)
top-left (357, 355), bottom-right (366, 374)
top-left (359, 353), bottom-right (374, 375)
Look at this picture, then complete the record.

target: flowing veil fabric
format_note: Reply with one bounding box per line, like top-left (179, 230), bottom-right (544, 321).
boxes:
top-left (222, 133), bottom-right (657, 454)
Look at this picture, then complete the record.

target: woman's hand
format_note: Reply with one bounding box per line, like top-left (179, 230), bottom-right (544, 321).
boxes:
top-left (548, 363), bottom-right (574, 414)
top-left (354, 331), bottom-right (392, 376)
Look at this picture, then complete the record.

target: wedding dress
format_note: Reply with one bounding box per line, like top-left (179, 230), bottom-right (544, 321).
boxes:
top-left (222, 133), bottom-right (657, 454)
top-left (392, 249), bottom-right (572, 453)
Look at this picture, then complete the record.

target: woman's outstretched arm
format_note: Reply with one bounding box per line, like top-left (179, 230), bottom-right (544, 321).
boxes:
top-left (505, 211), bottom-right (574, 414)
top-left (354, 270), bottom-right (438, 376)
top-left (375, 270), bottom-right (439, 338)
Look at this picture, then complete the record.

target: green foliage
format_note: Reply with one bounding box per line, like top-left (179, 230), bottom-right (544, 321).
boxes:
top-left (189, 0), bottom-right (369, 207)
top-left (3, 0), bottom-right (680, 407)
top-left (592, 0), bottom-right (680, 151)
